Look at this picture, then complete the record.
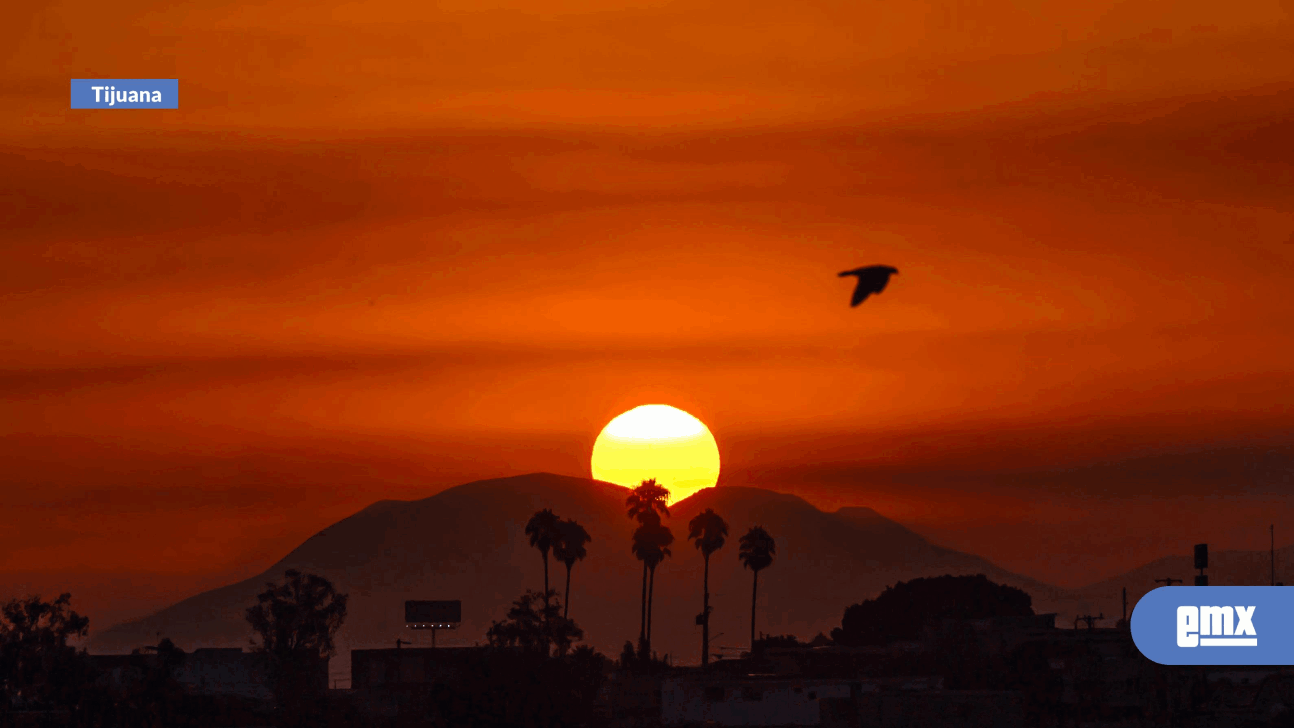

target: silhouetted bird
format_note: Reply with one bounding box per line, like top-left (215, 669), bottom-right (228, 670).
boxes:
top-left (838, 265), bottom-right (898, 307)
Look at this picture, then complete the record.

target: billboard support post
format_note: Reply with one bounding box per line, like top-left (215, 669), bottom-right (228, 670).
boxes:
top-left (405, 600), bottom-right (462, 649)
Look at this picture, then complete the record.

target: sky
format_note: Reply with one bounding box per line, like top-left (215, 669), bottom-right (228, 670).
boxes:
top-left (3, 0), bottom-right (1294, 627)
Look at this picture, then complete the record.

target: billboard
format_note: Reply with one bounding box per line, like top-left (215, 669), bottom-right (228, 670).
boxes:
top-left (405, 600), bottom-right (462, 624)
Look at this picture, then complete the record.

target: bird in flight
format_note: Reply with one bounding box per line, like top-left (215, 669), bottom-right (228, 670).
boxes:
top-left (838, 265), bottom-right (899, 307)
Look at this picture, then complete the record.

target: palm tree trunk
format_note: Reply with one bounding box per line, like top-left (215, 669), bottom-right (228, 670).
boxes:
top-left (640, 562), bottom-right (648, 643)
top-left (564, 563), bottom-right (573, 619)
top-left (750, 568), bottom-right (759, 651)
top-left (542, 553), bottom-right (550, 607)
top-left (701, 553), bottom-right (711, 666)
top-left (647, 563), bottom-right (657, 652)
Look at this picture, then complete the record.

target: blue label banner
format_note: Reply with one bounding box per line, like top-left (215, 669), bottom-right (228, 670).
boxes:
top-left (71, 79), bottom-right (178, 109)
top-left (1132, 586), bottom-right (1294, 664)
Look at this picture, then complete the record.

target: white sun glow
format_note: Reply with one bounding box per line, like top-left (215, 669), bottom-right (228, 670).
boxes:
top-left (590, 404), bottom-right (721, 505)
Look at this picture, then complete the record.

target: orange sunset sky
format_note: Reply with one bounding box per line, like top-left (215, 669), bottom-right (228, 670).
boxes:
top-left (3, 0), bottom-right (1294, 628)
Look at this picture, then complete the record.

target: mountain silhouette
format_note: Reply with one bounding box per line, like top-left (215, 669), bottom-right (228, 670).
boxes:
top-left (90, 473), bottom-right (1067, 674)
top-left (1069, 543), bottom-right (1294, 622)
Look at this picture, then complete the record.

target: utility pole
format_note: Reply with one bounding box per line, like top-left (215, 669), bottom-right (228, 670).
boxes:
top-left (1272, 525), bottom-right (1276, 586)
top-left (1195, 543), bottom-right (1209, 586)
top-left (1155, 577), bottom-right (1182, 587)
top-left (1121, 588), bottom-right (1128, 623)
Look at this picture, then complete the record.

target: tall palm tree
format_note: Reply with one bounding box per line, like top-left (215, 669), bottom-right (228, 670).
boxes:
top-left (626, 478), bottom-right (670, 524)
top-left (688, 508), bottom-right (729, 666)
top-left (738, 525), bottom-right (776, 651)
top-left (646, 521), bottom-right (674, 650)
top-left (632, 520), bottom-right (673, 652)
top-left (630, 518), bottom-right (654, 645)
top-left (524, 508), bottom-right (562, 607)
top-left (553, 518), bottom-right (591, 619)
top-left (626, 479), bottom-right (671, 644)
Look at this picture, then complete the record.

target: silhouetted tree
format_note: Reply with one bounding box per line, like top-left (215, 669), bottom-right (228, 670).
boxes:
top-left (525, 508), bottom-right (562, 607)
top-left (618, 640), bottom-right (637, 670)
top-left (688, 507), bottom-right (728, 666)
top-left (553, 519), bottom-right (592, 619)
top-left (632, 520), bottom-right (673, 652)
top-left (738, 526), bottom-right (776, 650)
top-left (830, 574), bottom-right (1033, 646)
top-left (486, 589), bottom-right (583, 658)
top-left (630, 525), bottom-right (654, 647)
top-left (0, 592), bottom-right (91, 710)
top-left (625, 478), bottom-right (670, 525)
top-left (245, 569), bottom-right (347, 724)
top-left (626, 479), bottom-right (670, 644)
top-left (444, 590), bottom-right (603, 726)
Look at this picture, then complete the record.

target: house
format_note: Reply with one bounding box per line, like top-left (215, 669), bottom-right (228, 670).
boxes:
top-left (174, 648), bottom-right (275, 701)
top-left (348, 646), bottom-right (489, 718)
top-left (349, 646), bottom-right (485, 689)
top-left (90, 647), bottom-right (321, 703)
top-left (599, 673), bottom-right (665, 726)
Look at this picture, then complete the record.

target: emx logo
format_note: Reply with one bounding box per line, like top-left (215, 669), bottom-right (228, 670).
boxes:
top-left (1132, 586), bottom-right (1292, 665)
top-left (1176, 606), bottom-right (1256, 647)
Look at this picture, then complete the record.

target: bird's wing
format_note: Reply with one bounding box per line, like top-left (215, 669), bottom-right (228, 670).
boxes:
top-left (858, 267), bottom-right (895, 294)
top-left (841, 265), bottom-right (897, 306)
top-left (850, 281), bottom-right (872, 307)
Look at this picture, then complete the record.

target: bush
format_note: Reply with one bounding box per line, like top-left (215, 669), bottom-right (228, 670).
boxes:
top-left (831, 574), bottom-right (1033, 646)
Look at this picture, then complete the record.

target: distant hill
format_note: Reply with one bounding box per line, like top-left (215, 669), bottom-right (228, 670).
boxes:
top-left (1069, 543), bottom-right (1294, 625)
top-left (90, 473), bottom-right (1070, 674)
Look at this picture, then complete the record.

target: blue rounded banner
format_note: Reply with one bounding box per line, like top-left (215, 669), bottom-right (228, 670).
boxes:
top-left (1132, 586), bottom-right (1294, 664)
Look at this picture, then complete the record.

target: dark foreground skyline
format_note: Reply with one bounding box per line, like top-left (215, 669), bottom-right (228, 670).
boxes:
top-left (82, 472), bottom-right (1294, 685)
top-left (4, 474), bottom-right (1291, 728)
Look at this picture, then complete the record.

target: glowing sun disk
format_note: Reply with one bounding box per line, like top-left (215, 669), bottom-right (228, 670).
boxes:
top-left (590, 404), bottom-right (720, 505)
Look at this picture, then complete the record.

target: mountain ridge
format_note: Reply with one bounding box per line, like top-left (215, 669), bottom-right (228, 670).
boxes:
top-left (1065, 542), bottom-right (1294, 624)
top-left (88, 473), bottom-right (1070, 674)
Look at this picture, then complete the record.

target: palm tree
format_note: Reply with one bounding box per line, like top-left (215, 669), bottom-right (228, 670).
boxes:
top-left (630, 520), bottom-right (654, 645)
top-left (626, 479), bottom-right (671, 644)
top-left (688, 508), bottom-right (729, 666)
top-left (626, 478), bottom-right (670, 524)
top-left (738, 525), bottom-right (776, 651)
top-left (632, 520), bottom-right (673, 652)
top-left (524, 508), bottom-right (562, 606)
top-left (553, 518), bottom-right (592, 619)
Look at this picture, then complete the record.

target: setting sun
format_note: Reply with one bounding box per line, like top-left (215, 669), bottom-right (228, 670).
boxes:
top-left (590, 405), bottom-right (721, 504)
